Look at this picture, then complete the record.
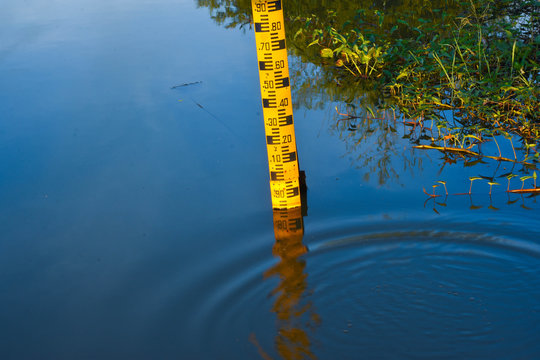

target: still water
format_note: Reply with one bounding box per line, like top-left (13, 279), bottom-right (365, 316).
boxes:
top-left (1, 0), bottom-right (539, 359)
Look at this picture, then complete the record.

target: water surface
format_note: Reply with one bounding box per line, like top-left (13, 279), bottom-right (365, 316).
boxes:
top-left (1, 1), bottom-right (539, 359)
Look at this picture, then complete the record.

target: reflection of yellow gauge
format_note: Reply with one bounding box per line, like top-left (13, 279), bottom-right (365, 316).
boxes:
top-left (265, 207), bottom-right (318, 359)
top-left (251, 0), bottom-right (301, 209)
top-left (272, 207), bottom-right (305, 254)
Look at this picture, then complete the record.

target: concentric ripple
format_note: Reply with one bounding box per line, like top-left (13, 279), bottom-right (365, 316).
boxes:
top-left (304, 230), bottom-right (540, 359)
top-left (174, 213), bottom-right (540, 359)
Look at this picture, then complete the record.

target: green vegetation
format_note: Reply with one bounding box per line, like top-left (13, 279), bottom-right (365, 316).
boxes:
top-left (199, 0), bottom-right (539, 195)
top-left (291, 0), bottom-right (539, 141)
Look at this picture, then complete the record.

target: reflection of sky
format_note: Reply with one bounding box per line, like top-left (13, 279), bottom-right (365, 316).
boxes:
top-left (0, 0), bottom-right (269, 220)
top-left (0, 1), bottom-right (269, 354)
top-left (1, 0), bottom-right (540, 358)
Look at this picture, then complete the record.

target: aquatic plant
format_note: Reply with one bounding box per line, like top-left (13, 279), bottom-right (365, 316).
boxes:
top-left (290, 0), bottom-right (539, 143)
top-left (468, 176), bottom-right (483, 195)
top-left (437, 180), bottom-right (449, 196)
top-left (488, 181), bottom-right (500, 195)
top-left (506, 173), bottom-right (518, 191)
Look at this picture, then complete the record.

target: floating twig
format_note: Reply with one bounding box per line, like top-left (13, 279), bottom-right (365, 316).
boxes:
top-left (413, 145), bottom-right (532, 165)
top-left (171, 81), bottom-right (202, 89)
top-left (507, 188), bottom-right (540, 194)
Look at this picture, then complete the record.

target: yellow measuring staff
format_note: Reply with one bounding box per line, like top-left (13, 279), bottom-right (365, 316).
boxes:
top-left (251, 0), bottom-right (301, 210)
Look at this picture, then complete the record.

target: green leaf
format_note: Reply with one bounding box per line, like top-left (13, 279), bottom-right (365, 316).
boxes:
top-left (320, 48), bottom-right (334, 58)
top-left (307, 39), bottom-right (320, 47)
top-left (366, 106), bottom-right (376, 118)
top-left (396, 70), bottom-right (409, 80)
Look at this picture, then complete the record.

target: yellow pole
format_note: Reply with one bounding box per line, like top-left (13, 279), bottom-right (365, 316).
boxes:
top-left (251, 0), bottom-right (302, 209)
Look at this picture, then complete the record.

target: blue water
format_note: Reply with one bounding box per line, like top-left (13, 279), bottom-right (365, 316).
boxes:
top-left (1, 1), bottom-right (539, 359)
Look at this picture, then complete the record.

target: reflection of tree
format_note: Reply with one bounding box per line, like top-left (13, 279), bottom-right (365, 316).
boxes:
top-left (332, 106), bottom-right (423, 186)
top-left (198, 0), bottom-right (538, 190)
top-left (197, 0), bottom-right (461, 31)
top-left (289, 58), bottom-right (383, 112)
top-left (196, 0), bottom-right (449, 185)
top-left (263, 207), bottom-right (319, 360)
top-left (197, 0), bottom-right (252, 29)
